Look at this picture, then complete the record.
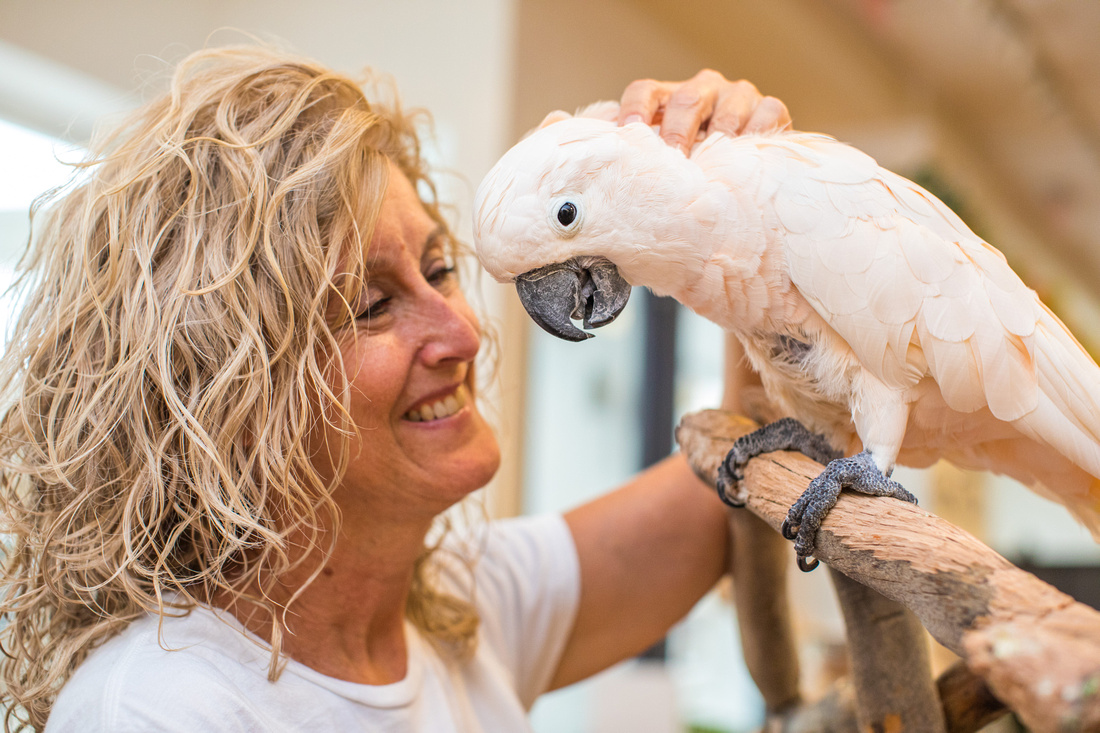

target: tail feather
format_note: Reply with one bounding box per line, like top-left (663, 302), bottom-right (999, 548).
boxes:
top-left (1013, 306), bottom-right (1100, 484)
top-left (943, 434), bottom-right (1100, 540)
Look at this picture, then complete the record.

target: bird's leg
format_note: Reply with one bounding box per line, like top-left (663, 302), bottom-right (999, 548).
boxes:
top-left (782, 450), bottom-right (917, 571)
top-left (716, 417), bottom-right (843, 507)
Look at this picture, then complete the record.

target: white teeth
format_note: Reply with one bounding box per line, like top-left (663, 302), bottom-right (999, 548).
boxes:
top-left (405, 385), bottom-right (469, 422)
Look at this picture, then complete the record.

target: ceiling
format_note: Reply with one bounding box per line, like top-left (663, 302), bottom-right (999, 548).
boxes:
top-left (826, 0), bottom-right (1100, 289)
top-left (624, 0), bottom-right (1100, 351)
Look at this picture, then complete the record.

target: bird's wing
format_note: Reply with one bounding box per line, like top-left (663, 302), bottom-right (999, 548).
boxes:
top-left (766, 134), bottom-right (1100, 490)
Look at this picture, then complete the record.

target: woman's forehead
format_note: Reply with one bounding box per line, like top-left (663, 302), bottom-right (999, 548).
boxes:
top-left (366, 167), bottom-right (438, 260)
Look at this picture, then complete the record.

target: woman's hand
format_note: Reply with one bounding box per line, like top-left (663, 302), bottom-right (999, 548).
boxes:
top-left (617, 69), bottom-right (792, 153)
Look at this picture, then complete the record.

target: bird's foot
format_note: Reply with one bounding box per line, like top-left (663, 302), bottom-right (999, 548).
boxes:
top-left (716, 417), bottom-right (843, 508)
top-left (781, 450), bottom-right (917, 572)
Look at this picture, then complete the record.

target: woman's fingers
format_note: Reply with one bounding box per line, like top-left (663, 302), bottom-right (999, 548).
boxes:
top-left (617, 78), bottom-right (669, 126)
top-left (617, 70), bottom-right (791, 152)
top-left (741, 95), bottom-right (793, 134)
top-left (709, 79), bottom-right (765, 136)
top-left (654, 70), bottom-right (725, 152)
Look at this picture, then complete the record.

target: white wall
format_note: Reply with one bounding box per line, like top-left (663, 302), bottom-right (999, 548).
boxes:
top-left (1, 0), bottom-right (517, 211)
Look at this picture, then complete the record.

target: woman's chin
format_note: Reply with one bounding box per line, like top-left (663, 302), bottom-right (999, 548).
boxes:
top-left (446, 432), bottom-right (502, 500)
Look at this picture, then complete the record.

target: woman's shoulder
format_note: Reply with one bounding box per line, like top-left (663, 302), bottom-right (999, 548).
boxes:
top-left (441, 513), bottom-right (578, 595)
top-left (46, 608), bottom-right (278, 732)
top-left (436, 513), bottom-right (581, 705)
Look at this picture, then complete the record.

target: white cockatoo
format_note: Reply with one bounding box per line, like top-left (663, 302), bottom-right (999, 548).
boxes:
top-left (473, 102), bottom-right (1100, 569)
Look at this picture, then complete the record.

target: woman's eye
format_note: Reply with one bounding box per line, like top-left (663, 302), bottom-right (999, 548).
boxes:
top-left (427, 263), bottom-right (456, 287)
top-left (359, 296), bottom-right (390, 320)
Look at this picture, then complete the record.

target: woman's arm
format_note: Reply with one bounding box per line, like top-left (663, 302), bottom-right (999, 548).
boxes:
top-left (549, 71), bottom-right (790, 689)
top-left (552, 454), bottom-right (729, 688)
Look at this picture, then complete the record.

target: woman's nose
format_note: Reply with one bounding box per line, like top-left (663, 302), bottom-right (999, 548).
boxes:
top-left (416, 290), bottom-right (481, 367)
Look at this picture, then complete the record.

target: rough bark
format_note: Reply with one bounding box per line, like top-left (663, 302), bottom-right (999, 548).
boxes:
top-left (769, 662), bottom-right (1005, 733)
top-left (830, 569), bottom-right (947, 732)
top-left (936, 660), bottom-right (1010, 732)
top-left (730, 509), bottom-right (803, 714)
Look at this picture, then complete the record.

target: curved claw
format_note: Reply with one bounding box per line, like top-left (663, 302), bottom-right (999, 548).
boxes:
top-left (716, 461), bottom-right (747, 508)
top-left (720, 491), bottom-right (746, 509)
top-left (796, 555), bottom-right (819, 572)
top-left (515, 257), bottom-right (631, 341)
top-left (785, 516), bottom-right (821, 570)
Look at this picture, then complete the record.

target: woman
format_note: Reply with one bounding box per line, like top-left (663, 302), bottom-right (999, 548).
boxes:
top-left (0, 46), bottom-right (790, 731)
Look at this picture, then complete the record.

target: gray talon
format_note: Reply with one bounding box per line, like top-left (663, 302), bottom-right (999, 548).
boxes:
top-left (784, 449), bottom-right (917, 572)
top-left (716, 417), bottom-right (841, 514)
top-left (716, 461), bottom-right (746, 508)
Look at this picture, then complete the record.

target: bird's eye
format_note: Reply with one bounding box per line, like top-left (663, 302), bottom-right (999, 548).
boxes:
top-left (557, 202), bottom-right (578, 227)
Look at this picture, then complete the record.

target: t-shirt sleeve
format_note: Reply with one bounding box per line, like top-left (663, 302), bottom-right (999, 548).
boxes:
top-left (450, 514), bottom-right (580, 709)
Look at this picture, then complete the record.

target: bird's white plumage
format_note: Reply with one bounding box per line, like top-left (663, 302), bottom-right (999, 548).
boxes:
top-left (473, 106), bottom-right (1100, 537)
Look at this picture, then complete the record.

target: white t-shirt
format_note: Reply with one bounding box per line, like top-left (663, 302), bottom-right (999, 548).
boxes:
top-left (46, 514), bottom-right (580, 732)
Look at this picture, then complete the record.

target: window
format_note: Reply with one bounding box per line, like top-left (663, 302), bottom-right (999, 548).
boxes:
top-left (0, 118), bottom-right (85, 335)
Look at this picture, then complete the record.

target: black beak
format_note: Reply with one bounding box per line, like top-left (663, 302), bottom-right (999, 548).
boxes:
top-left (514, 257), bottom-right (632, 341)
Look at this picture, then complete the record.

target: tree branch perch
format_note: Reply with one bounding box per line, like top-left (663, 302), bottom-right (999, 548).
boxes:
top-left (677, 408), bottom-right (1100, 733)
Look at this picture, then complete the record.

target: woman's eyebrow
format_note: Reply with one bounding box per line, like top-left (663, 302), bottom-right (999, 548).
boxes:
top-left (422, 225), bottom-right (447, 256)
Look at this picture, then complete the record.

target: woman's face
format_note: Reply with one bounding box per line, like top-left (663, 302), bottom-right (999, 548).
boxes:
top-left (317, 164), bottom-right (501, 522)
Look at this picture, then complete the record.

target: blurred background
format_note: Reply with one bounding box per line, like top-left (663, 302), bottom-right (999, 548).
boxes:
top-left (3, 1), bottom-right (1100, 730)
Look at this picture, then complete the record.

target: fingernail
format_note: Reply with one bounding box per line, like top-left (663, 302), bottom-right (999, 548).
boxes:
top-left (622, 114), bottom-right (644, 126)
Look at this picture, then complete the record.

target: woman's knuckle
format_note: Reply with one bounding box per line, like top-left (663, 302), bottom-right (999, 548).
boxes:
top-left (668, 85), bottom-right (704, 108)
top-left (732, 79), bottom-right (761, 97)
top-left (762, 96), bottom-right (792, 119)
top-left (695, 68), bottom-right (725, 84)
top-left (625, 78), bottom-right (660, 97)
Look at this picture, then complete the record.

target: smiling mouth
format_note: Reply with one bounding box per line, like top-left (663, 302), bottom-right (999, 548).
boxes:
top-left (404, 384), bottom-right (470, 422)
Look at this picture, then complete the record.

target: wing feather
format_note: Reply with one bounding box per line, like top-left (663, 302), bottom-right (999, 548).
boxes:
top-left (770, 134), bottom-right (1100, 500)
top-left (898, 217), bottom-right (958, 284)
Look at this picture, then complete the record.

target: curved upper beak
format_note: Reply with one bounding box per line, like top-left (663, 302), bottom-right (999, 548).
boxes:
top-left (514, 257), bottom-right (632, 341)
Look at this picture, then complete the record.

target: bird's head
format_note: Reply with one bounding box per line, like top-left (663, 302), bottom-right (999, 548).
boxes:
top-left (474, 108), bottom-right (681, 341)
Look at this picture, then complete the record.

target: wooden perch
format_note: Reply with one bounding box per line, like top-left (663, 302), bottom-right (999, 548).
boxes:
top-left (729, 509), bottom-right (802, 715)
top-left (723, 370), bottom-right (948, 730)
top-left (677, 408), bottom-right (1100, 733)
top-left (829, 569), bottom-right (946, 732)
top-left (772, 660), bottom-right (1005, 733)
top-left (722, 345), bottom-right (804, 717)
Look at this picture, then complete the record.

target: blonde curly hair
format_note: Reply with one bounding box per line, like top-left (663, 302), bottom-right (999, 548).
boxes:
top-left (0, 45), bottom-right (480, 731)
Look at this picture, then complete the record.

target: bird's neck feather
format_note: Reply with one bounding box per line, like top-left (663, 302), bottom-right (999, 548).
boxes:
top-left (610, 151), bottom-right (786, 334)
